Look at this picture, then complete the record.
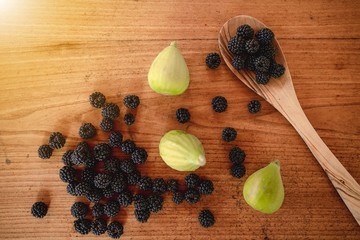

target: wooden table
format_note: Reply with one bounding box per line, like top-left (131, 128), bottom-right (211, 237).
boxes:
top-left (0, 0), bottom-right (359, 239)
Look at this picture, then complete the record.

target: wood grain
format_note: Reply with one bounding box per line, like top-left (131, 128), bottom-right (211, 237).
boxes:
top-left (0, 0), bottom-right (360, 239)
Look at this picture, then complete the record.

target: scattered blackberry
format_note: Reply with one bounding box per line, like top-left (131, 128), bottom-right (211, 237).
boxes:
top-left (81, 168), bottom-right (97, 185)
top-left (255, 28), bottom-right (274, 45)
top-left (104, 157), bottom-right (121, 174)
top-left (254, 56), bottom-right (270, 72)
top-left (138, 176), bottom-right (152, 191)
top-left (245, 39), bottom-right (259, 55)
top-left (205, 53), bottom-right (221, 69)
top-left (184, 188), bottom-right (201, 204)
top-left (185, 173), bottom-right (200, 188)
top-left (62, 150), bottom-right (74, 166)
top-left (110, 172), bottom-right (127, 192)
top-left (86, 187), bottom-right (103, 203)
top-left (108, 131), bottom-right (123, 148)
top-left (228, 36), bottom-right (246, 55)
top-left (31, 202), bottom-right (48, 218)
top-left (248, 100), bottom-right (262, 114)
top-left (148, 195), bottom-right (164, 213)
top-left (232, 55), bottom-right (245, 70)
top-left (92, 203), bottom-right (104, 218)
top-left (269, 62), bottom-right (285, 78)
top-left (84, 154), bottom-right (97, 169)
top-left (38, 144), bottom-right (53, 159)
top-left (229, 147), bottom-right (246, 164)
top-left (100, 118), bottom-right (113, 132)
top-left (103, 186), bottom-right (115, 198)
top-left (172, 192), bottom-right (184, 205)
top-left (123, 95), bottom-right (140, 109)
top-left (91, 218), bottom-right (107, 236)
top-left (94, 173), bottom-right (112, 189)
top-left (134, 194), bottom-right (148, 211)
top-left (59, 166), bottom-right (76, 183)
top-left (77, 141), bottom-right (90, 151)
top-left (71, 143), bottom-right (90, 165)
top-left (131, 148), bottom-right (148, 164)
top-left (101, 103), bottom-right (120, 119)
top-left (134, 209), bottom-right (151, 223)
top-left (67, 181), bottom-right (79, 196)
top-left (71, 202), bottom-right (88, 219)
top-left (127, 170), bottom-right (141, 185)
top-left (120, 159), bottom-right (135, 174)
top-left (258, 44), bottom-right (276, 60)
top-left (118, 190), bottom-right (133, 207)
top-left (256, 71), bottom-right (270, 85)
top-left (222, 127), bottom-right (237, 142)
top-left (153, 178), bottom-right (167, 195)
top-left (236, 24), bottom-right (254, 39)
top-left (198, 210), bottom-right (215, 228)
top-left (245, 55), bottom-right (256, 71)
top-left (94, 143), bottom-right (111, 162)
top-left (74, 218), bottom-right (91, 235)
top-left (121, 139), bottom-right (136, 154)
top-left (211, 96), bottom-right (228, 113)
top-left (124, 113), bottom-right (135, 126)
top-left (79, 123), bottom-right (96, 139)
top-left (107, 221), bottom-right (124, 239)
top-left (89, 92), bottom-right (106, 108)
top-left (175, 108), bottom-right (190, 123)
top-left (48, 132), bottom-right (65, 149)
top-left (198, 180), bottom-right (214, 195)
top-left (75, 182), bottom-right (91, 196)
top-left (230, 164), bottom-right (246, 178)
top-left (167, 179), bottom-right (178, 193)
top-left (104, 200), bottom-right (120, 218)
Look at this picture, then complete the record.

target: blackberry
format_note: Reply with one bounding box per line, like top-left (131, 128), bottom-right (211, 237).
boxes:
top-left (108, 131), bottom-right (123, 148)
top-left (75, 182), bottom-right (91, 196)
top-left (120, 158), bottom-right (135, 173)
top-left (100, 118), bottom-right (113, 132)
top-left (172, 192), bottom-right (184, 205)
top-left (123, 113), bottom-right (134, 126)
top-left (67, 181), bottom-right (79, 196)
top-left (248, 100), bottom-right (262, 114)
top-left (89, 92), bottom-right (106, 108)
top-left (123, 95), bottom-right (140, 109)
top-left (198, 180), bottom-right (214, 195)
top-left (175, 108), bottom-right (190, 124)
top-left (81, 168), bottom-right (97, 185)
top-left (91, 218), bottom-right (107, 236)
top-left (211, 96), bottom-right (228, 113)
top-left (38, 144), bottom-right (53, 159)
top-left (232, 55), bottom-right (245, 70)
top-left (107, 221), bottom-right (124, 239)
top-left (185, 173), bottom-right (200, 188)
top-left (92, 203), bottom-right (104, 218)
top-left (229, 147), bottom-right (246, 164)
top-left (86, 187), bottom-right (103, 203)
top-left (94, 143), bottom-right (111, 162)
top-left (104, 200), bottom-right (120, 218)
top-left (110, 172), bottom-right (127, 192)
top-left (131, 148), bottom-right (148, 164)
top-left (230, 164), bottom-right (246, 178)
top-left (77, 141), bottom-right (90, 151)
top-left (31, 202), bottom-right (48, 218)
top-left (74, 218), bottom-right (91, 235)
top-left (104, 157), bottom-right (121, 174)
top-left (198, 210), bottom-right (215, 228)
top-left (138, 176), bottom-right (152, 191)
top-left (62, 150), bottom-right (74, 166)
top-left (228, 36), bottom-right (246, 55)
top-left (205, 53), bottom-right (221, 69)
top-left (184, 188), bottom-right (201, 204)
top-left (103, 186), bottom-right (115, 198)
top-left (59, 166), bottom-right (76, 183)
top-left (134, 193), bottom-right (148, 211)
top-left (48, 132), bottom-right (65, 149)
top-left (254, 56), bottom-right (270, 72)
top-left (94, 173), bottom-right (112, 189)
top-left (134, 209), bottom-right (151, 223)
top-left (84, 154), bottom-right (97, 169)
top-left (236, 24), bottom-right (254, 39)
top-left (256, 71), bottom-right (270, 85)
top-left (167, 179), bottom-right (178, 193)
top-left (153, 178), bottom-right (166, 195)
top-left (222, 127), bottom-right (237, 142)
top-left (148, 195), bottom-right (164, 213)
top-left (255, 28), bottom-right (274, 45)
top-left (121, 139), bottom-right (136, 154)
top-left (269, 62), bottom-right (285, 78)
top-left (127, 170), bottom-right (141, 185)
top-left (245, 55), bottom-right (256, 71)
top-left (245, 39), bottom-right (259, 55)
top-left (258, 44), bottom-right (276, 60)
top-left (71, 143), bottom-right (90, 165)
top-left (79, 123), bottom-right (96, 139)
top-left (101, 103), bottom-right (120, 119)
top-left (71, 202), bottom-right (88, 219)
top-left (118, 190), bottom-right (133, 207)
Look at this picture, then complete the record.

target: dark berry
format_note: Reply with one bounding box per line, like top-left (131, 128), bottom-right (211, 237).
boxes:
top-left (71, 202), bottom-right (88, 219)
top-left (148, 195), bottom-right (164, 213)
top-left (134, 193), bottom-right (148, 211)
top-left (184, 188), bottom-right (201, 204)
top-left (84, 153), bottom-right (97, 169)
top-left (94, 143), bottom-right (111, 162)
top-left (103, 186), bottom-right (115, 198)
top-left (59, 166), bottom-right (76, 183)
top-left (120, 159), bottom-right (135, 173)
top-left (110, 172), bottom-right (127, 193)
top-left (222, 127), bottom-right (237, 142)
top-left (121, 139), bottom-right (136, 154)
top-left (245, 55), bottom-right (256, 71)
top-left (185, 173), bottom-right (200, 188)
top-left (94, 173), bottom-right (112, 189)
top-left (228, 36), bottom-right (246, 55)
top-left (232, 55), bottom-right (245, 70)
top-left (175, 108), bottom-right (190, 123)
top-left (62, 150), bottom-right (74, 166)
top-left (100, 118), bottom-right (113, 132)
top-left (153, 178), bottom-right (166, 195)
top-left (198, 180), bottom-right (214, 195)
top-left (48, 132), bottom-right (65, 149)
top-left (167, 179), bottom-right (178, 193)
top-left (73, 218), bottom-right (91, 235)
top-left (229, 147), bottom-right (246, 164)
top-left (86, 187), bottom-right (103, 203)
top-left (92, 203), bottom-right (104, 218)
top-left (124, 113), bottom-right (135, 126)
top-left (71, 142), bottom-right (90, 165)
top-left (81, 168), bottom-right (96, 184)
top-left (91, 218), bottom-right (107, 236)
top-left (117, 190), bottom-right (133, 207)
top-left (254, 56), bottom-right (270, 72)
top-left (230, 164), bottom-right (246, 178)
top-left (172, 192), bottom-right (184, 205)
top-left (67, 181), bottom-right (79, 196)
top-left (237, 24), bottom-right (254, 39)
top-left (79, 123), bottom-right (96, 139)
top-left (108, 131), bottom-right (123, 148)
top-left (123, 95), bottom-right (140, 109)
top-left (258, 44), bottom-right (276, 60)
top-left (127, 170), bottom-right (141, 185)
top-left (138, 176), bottom-right (152, 191)
top-left (104, 157), bottom-right (121, 174)
top-left (134, 209), bottom-right (150, 223)
top-left (38, 144), bottom-right (53, 159)
top-left (248, 100), bottom-right (262, 114)
top-left (198, 210), bottom-right (215, 228)
top-left (104, 200), bottom-right (120, 218)
top-left (89, 92), bottom-right (106, 108)
top-left (107, 221), bottom-right (124, 239)
top-left (75, 182), bottom-right (91, 196)
top-left (131, 148), bottom-right (148, 164)
top-left (211, 96), bottom-right (228, 113)
top-left (31, 202), bottom-right (47, 218)
top-left (205, 53), bottom-right (221, 69)
top-left (256, 71), bottom-right (270, 85)
top-left (245, 39), bottom-right (259, 55)
top-left (101, 103), bottom-right (120, 119)
top-left (255, 28), bottom-right (274, 45)
top-left (269, 62), bottom-right (285, 78)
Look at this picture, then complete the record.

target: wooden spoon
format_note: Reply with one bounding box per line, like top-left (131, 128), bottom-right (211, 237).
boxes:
top-left (219, 15), bottom-right (360, 225)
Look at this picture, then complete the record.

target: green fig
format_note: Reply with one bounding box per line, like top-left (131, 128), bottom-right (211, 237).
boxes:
top-left (243, 160), bottom-right (284, 214)
top-left (148, 41), bottom-right (190, 95)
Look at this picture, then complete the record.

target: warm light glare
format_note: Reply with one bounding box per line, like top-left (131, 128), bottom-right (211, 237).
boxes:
top-left (0, 0), bottom-right (16, 14)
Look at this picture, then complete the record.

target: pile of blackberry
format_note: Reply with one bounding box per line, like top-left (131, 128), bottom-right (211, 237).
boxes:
top-left (229, 147), bottom-right (246, 179)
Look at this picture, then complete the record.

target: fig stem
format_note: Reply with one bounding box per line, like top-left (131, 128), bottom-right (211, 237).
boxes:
top-left (198, 155), bottom-right (206, 166)
top-left (273, 159), bottom-right (280, 167)
top-left (170, 41), bottom-right (177, 48)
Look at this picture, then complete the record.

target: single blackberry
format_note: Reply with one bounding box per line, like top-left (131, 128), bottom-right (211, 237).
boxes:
top-left (198, 180), bottom-right (214, 195)
top-left (121, 139), bottom-right (136, 154)
top-left (134, 209), bottom-right (151, 223)
top-left (123, 113), bottom-right (135, 126)
top-left (248, 100), bottom-right (262, 114)
top-left (104, 200), bottom-right (120, 218)
top-left (131, 148), bottom-right (148, 164)
top-left (255, 28), bottom-right (274, 45)
top-left (230, 164), bottom-right (246, 178)
top-left (92, 203), bottom-right (104, 218)
top-left (123, 95), bottom-right (140, 109)
top-left (245, 39), bottom-right (260, 55)
top-left (110, 172), bottom-right (127, 192)
top-left (120, 158), bottom-right (135, 173)
top-left (81, 168), bottom-right (97, 185)
top-left (48, 132), bottom-right (65, 149)
top-left (198, 210), bottom-right (215, 228)
top-left (185, 173), bottom-right (200, 188)
top-left (103, 186), bottom-right (115, 198)
top-left (236, 24), bottom-right (254, 39)
top-left (256, 71), bottom-right (270, 85)
top-left (172, 192), bottom-right (184, 205)
top-left (254, 56), bottom-right (270, 72)
top-left (211, 96), bottom-right (228, 113)
top-left (71, 202), bottom-right (88, 219)
top-left (74, 218), bottom-right (91, 235)
top-left (38, 144), bottom-right (53, 159)
top-left (175, 108), bottom-right (190, 124)
top-left (101, 103), bottom-right (120, 119)
top-left (104, 157), bottom-right (121, 174)
top-left (153, 178), bottom-right (166, 195)
top-left (71, 142), bottom-right (90, 165)
top-left (118, 190), bottom-right (133, 207)
top-left (77, 141), bottom-right (90, 151)
top-left (127, 170), bottom-right (141, 185)
top-left (258, 44), bottom-right (276, 60)
top-left (86, 187), bottom-right (103, 203)
top-left (228, 36), bottom-right (246, 55)
top-left (167, 179), bottom-right (178, 193)
top-left (222, 127), bottom-right (237, 142)
top-left (184, 188), bottom-right (201, 204)
top-left (138, 176), bottom-right (152, 191)
top-left (94, 173), bottom-right (112, 189)
top-left (91, 218), bottom-right (107, 236)
top-left (100, 118), bottom-right (113, 132)
top-left (205, 53), bottom-right (221, 69)
top-left (148, 195), bottom-right (164, 213)
top-left (89, 92), bottom-right (106, 108)
top-left (134, 193), bottom-right (148, 211)
top-left (94, 143), bottom-right (111, 162)
top-left (59, 166), bottom-right (76, 183)
top-left (31, 202), bottom-right (48, 218)
top-left (107, 221), bottom-right (124, 239)
top-left (67, 181), bottom-right (79, 196)
top-left (75, 182), bottom-right (91, 196)
top-left (84, 154), bottom-right (97, 169)
top-left (108, 131), bottom-right (123, 148)
top-left (62, 150), bottom-right (74, 166)
top-left (269, 62), bottom-right (285, 78)
top-left (79, 123), bottom-right (96, 139)
top-left (232, 55), bottom-right (245, 70)
top-left (245, 55), bottom-right (256, 71)
top-left (229, 147), bottom-right (246, 164)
